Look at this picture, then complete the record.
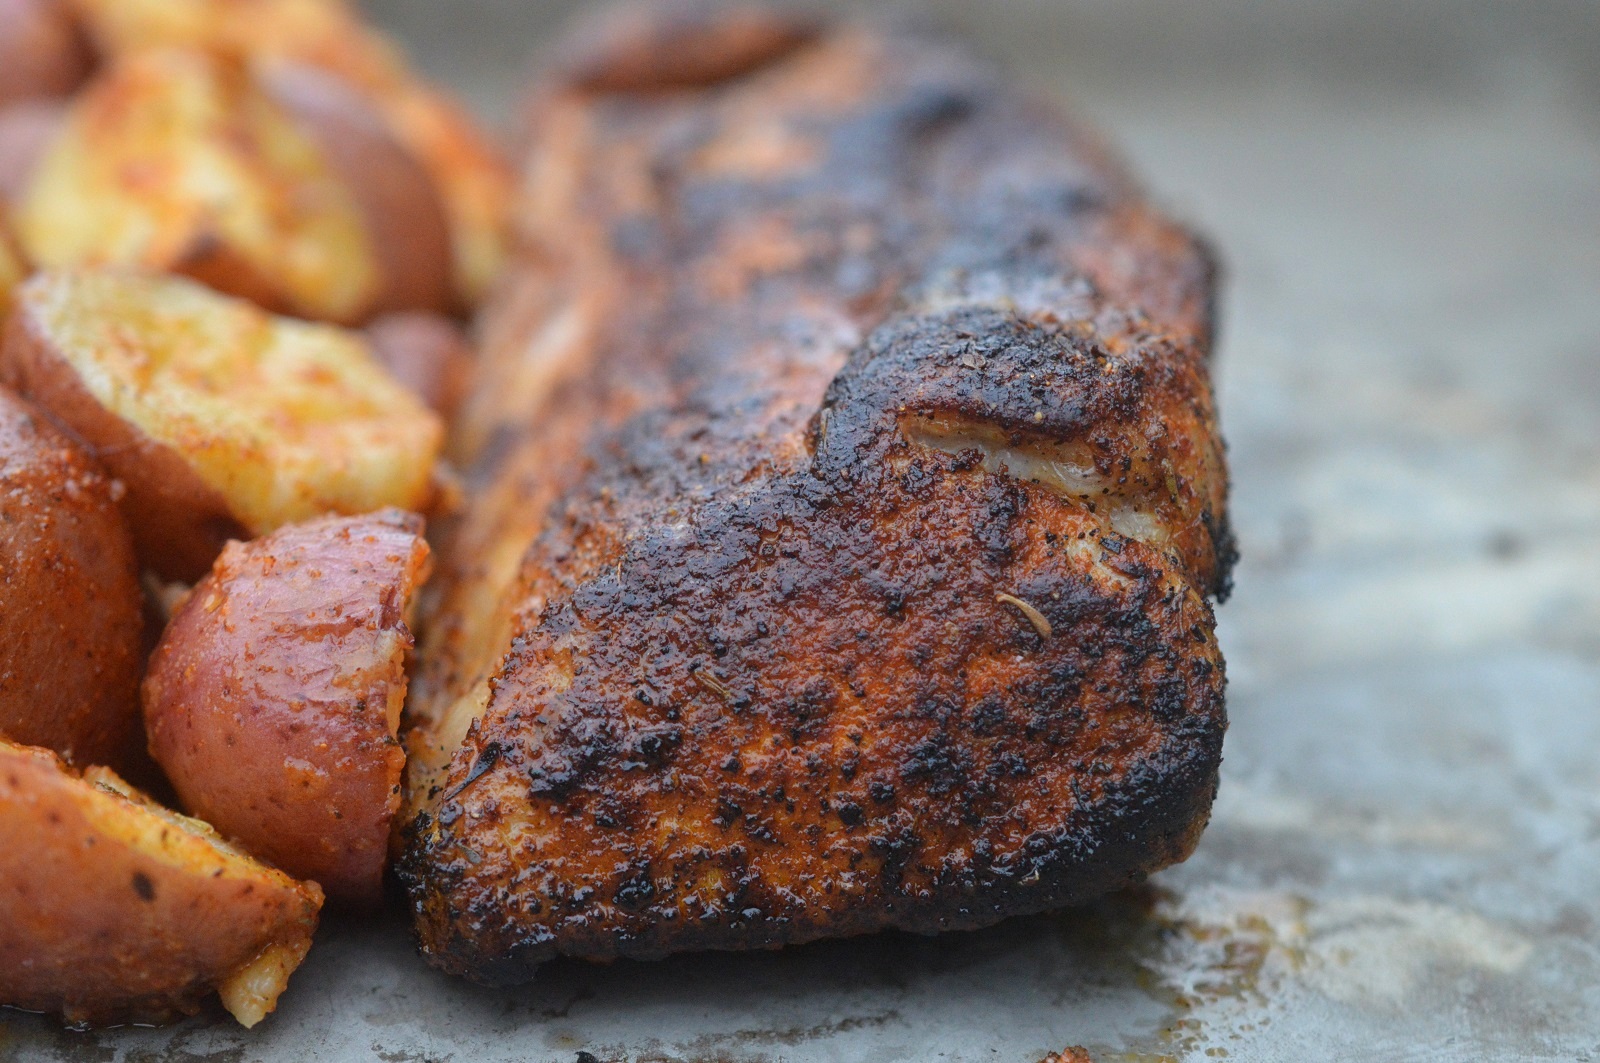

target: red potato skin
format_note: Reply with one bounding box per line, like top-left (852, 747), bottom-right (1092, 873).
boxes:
top-left (0, 0), bottom-right (93, 108)
top-left (365, 311), bottom-right (475, 420)
top-left (0, 387), bottom-right (144, 769)
top-left (170, 239), bottom-right (311, 324)
top-left (263, 61), bottom-right (457, 318)
top-left (0, 740), bottom-right (323, 1027)
top-left (0, 99), bottom-right (67, 208)
top-left (143, 510), bottom-right (432, 906)
top-left (0, 289), bottom-right (249, 582)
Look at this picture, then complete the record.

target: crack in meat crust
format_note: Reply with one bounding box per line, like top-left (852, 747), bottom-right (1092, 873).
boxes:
top-left (400, 2), bottom-right (1233, 984)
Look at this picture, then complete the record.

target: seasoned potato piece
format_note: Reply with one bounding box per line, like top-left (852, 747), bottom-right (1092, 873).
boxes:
top-left (365, 311), bottom-right (475, 420)
top-left (70, 0), bottom-right (406, 89)
top-left (70, 0), bottom-right (511, 306)
top-left (260, 61), bottom-right (454, 316)
top-left (144, 510), bottom-right (431, 906)
top-left (1, 270), bottom-right (444, 581)
top-left (0, 738), bottom-right (323, 1027)
top-left (15, 50), bottom-right (382, 324)
top-left (0, 387), bottom-right (143, 768)
top-left (380, 85), bottom-right (512, 306)
top-left (0, 0), bottom-right (93, 107)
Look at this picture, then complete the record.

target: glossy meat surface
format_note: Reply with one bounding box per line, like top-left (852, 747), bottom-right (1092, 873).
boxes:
top-left (401, 3), bottom-right (1233, 983)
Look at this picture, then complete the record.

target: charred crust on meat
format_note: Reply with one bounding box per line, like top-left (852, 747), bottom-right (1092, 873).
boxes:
top-left (401, 3), bottom-right (1233, 983)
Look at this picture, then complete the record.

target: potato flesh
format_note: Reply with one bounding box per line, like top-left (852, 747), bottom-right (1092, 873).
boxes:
top-left (16, 49), bottom-right (381, 324)
top-left (22, 269), bottom-right (442, 535)
top-left (217, 939), bottom-right (315, 1029)
top-left (0, 741), bottom-right (322, 1028)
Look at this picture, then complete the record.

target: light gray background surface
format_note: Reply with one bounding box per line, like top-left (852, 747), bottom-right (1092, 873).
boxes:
top-left (5, 1), bottom-right (1599, 1059)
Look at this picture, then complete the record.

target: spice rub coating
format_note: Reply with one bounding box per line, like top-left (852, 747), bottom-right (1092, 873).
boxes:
top-left (401, 2), bottom-right (1233, 984)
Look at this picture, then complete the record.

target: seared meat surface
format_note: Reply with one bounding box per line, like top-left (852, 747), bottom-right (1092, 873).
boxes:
top-left (400, 2), bottom-right (1233, 984)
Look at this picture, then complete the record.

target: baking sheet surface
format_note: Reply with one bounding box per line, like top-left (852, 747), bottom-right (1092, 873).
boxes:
top-left (5, 1), bottom-right (1598, 1059)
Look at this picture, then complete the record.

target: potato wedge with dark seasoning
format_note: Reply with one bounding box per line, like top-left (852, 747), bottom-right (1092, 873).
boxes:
top-left (0, 738), bottom-right (323, 1028)
top-left (1, 269), bottom-right (444, 581)
top-left (144, 510), bottom-right (432, 907)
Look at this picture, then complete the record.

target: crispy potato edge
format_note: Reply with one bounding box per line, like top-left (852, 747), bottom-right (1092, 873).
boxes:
top-left (1, 270), bottom-right (446, 581)
top-left (0, 739), bottom-right (323, 1028)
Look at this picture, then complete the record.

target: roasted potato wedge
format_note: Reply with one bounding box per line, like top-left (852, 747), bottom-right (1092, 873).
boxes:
top-left (1, 270), bottom-right (444, 581)
top-left (0, 738), bottom-right (323, 1027)
top-left (70, 0), bottom-right (407, 90)
top-left (0, 0), bottom-right (93, 107)
top-left (365, 311), bottom-right (475, 420)
top-left (15, 49), bottom-right (382, 324)
top-left (380, 84), bottom-right (512, 307)
top-left (69, 0), bottom-right (511, 307)
top-left (0, 386), bottom-right (144, 768)
top-left (144, 510), bottom-right (431, 906)
top-left (260, 61), bottom-right (455, 316)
